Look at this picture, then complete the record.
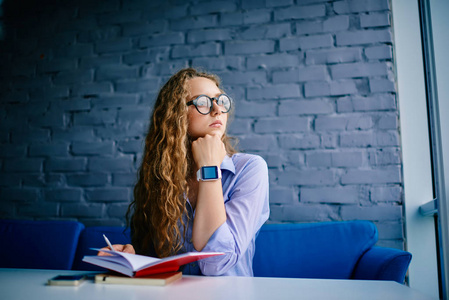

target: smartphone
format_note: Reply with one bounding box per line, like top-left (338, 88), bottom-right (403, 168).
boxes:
top-left (47, 274), bottom-right (86, 286)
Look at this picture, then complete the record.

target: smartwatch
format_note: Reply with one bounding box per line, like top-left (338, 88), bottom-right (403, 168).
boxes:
top-left (196, 166), bottom-right (222, 181)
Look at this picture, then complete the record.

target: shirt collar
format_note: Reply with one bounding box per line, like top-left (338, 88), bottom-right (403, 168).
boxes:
top-left (220, 155), bottom-right (235, 174)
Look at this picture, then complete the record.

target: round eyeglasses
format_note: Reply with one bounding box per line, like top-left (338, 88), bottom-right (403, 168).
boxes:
top-left (186, 94), bottom-right (232, 115)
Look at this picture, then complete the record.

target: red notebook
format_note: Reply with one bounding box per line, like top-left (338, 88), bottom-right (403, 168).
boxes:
top-left (82, 249), bottom-right (224, 277)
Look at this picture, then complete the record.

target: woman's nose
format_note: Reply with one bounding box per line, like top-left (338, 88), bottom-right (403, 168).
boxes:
top-left (210, 100), bottom-right (222, 116)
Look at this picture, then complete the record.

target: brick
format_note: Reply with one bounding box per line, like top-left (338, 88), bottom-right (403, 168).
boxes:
top-left (334, 0), bottom-right (390, 14)
top-left (280, 34), bottom-right (333, 51)
top-left (371, 186), bottom-right (402, 203)
top-left (92, 94), bottom-right (139, 109)
top-left (270, 204), bottom-right (336, 222)
top-left (239, 23), bottom-right (290, 40)
top-left (78, 27), bottom-right (121, 43)
top-left (220, 12), bottom-right (244, 26)
top-left (340, 132), bottom-right (376, 148)
top-left (190, 1), bottom-right (237, 15)
top-left (238, 135), bottom-right (278, 151)
top-left (304, 81), bottom-right (330, 97)
top-left (67, 173), bottom-right (109, 187)
top-left (72, 141), bottom-right (115, 156)
top-left (72, 82), bottom-right (113, 96)
top-left (278, 169), bottom-right (335, 185)
top-left (279, 100), bottom-right (333, 115)
top-left (192, 57), bottom-right (244, 71)
top-left (38, 58), bottom-right (77, 73)
top-left (117, 139), bottom-right (144, 153)
top-left (336, 29), bottom-right (392, 46)
top-left (51, 99), bottom-right (91, 111)
top-left (235, 101), bottom-right (276, 118)
top-left (242, 0), bottom-right (266, 9)
top-left (321, 133), bottom-right (339, 149)
top-left (337, 94), bottom-right (396, 112)
top-left (264, 153), bottom-right (283, 168)
top-left (115, 78), bottom-right (160, 93)
top-left (172, 43), bottom-right (221, 58)
top-left (225, 40), bottom-right (275, 55)
top-left (54, 44), bottom-right (93, 58)
top-left (330, 62), bottom-right (389, 79)
top-left (279, 134), bottom-right (320, 149)
top-left (113, 173), bottom-right (137, 186)
top-left (360, 12), bottom-right (390, 28)
top-left (3, 158), bottom-right (43, 172)
top-left (53, 69), bottom-right (93, 85)
top-left (53, 128), bottom-right (95, 142)
top-left (171, 15), bottom-right (218, 30)
top-left (368, 148), bottom-right (401, 165)
top-left (365, 45), bottom-right (392, 60)
top-left (243, 9), bottom-right (271, 24)
top-left (248, 84), bottom-right (301, 100)
top-left (323, 15), bottom-right (350, 32)
top-left (118, 107), bottom-right (152, 122)
top-left (46, 158), bottom-right (87, 172)
top-left (340, 205), bottom-right (402, 222)
top-left (330, 80), bottom-right (358, 96)
top-left (107, 204), bottom-right (129, 218)
top-left (85, 188), bottom-right (130, 202)
top-left (187, 29), bottom-right (232, 43)
top-left (88, 156), bottom-right (134, 172)
top-left (369, 78), bottom-right (396, 93)
top-left (61, 203), bottom-right (104, 218)
top-left (332, 151), bottom-right (364, 167)
top-left (74, 110), bottom-right (117, 125)
top-left (377, 131), bottom-right (400, 146)
top-left (44, 188), bottom-right (83, 202)
top-left (306, 47), bottom-right (363, 65)
top-left (341, 167), bottom-right (401, 184)
top-left (301, 186), bottom-right (359, 204)
top-left (96, 65), bottom-right (139, 81)
top-left (0, 144), bottom-right (27, 157)
top-left (1, 188), bottom-right (39, 202)
top-left (18, 203), bottom-right (58, 218)
top-left (306, 151), bottom-right (331, 167)
top-left (218, 71), bottom-right (267, 86)
top-left (95, 38), bottom-right (132, 54)
top-left (227, 119), bottom-right (252, 135)
top-left (255, 117), bottom-right (309, 133)
top-left (123, 48), bottom-right (170, 65)
top-left (295, 20), bottom-right (323, 35)
top-left (123, 20), bottom-right (167, 36)
top-left (139, 32), bottom-right (184, 47)
top-left (267, 0), bottom-right (293, 7)
top-left (377, 114), bottom-right (398, 129)
top-left (316, 115), bottom-right (373, 131)
top-left (247, 54), bottom-right (300, 70)
top-left (376, 222), bottom-right (403, 239)
top-left (80, 54), bottom-right (122, 68)
top-left (269, 187), bottom-right (298, 204)
top-left (29, 143), bottom-right (69, 157)
top-left (275, 4), bottom-right (326, 20)
top-left (0, 173), bottom-right (21, 187)
top-left (273, 66), bottom-right (327, 83)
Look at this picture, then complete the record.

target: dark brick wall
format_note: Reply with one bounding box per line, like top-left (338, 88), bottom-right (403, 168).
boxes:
top-left (0, 0), bottom-right (404, 248)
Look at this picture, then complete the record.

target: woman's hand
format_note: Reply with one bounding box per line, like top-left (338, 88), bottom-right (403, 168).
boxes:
top-left (97, 244), bottom-right (135, 256)
top-left (192, 132), bottom-right (227, 169)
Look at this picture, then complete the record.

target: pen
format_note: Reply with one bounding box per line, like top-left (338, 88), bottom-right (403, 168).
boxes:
top-left (103, 234), bottom-right (116, 252)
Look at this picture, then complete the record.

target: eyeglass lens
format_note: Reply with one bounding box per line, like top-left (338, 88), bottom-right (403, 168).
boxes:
top-left (195, 95), bottom-right (231, 114)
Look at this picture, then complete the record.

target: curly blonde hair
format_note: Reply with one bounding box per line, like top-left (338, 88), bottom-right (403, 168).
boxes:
top-left (128, 68), bottom-right (236, 258)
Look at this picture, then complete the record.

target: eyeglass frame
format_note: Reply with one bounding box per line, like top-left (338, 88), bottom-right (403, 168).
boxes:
top-left (186, 93), bottom-right (233, 115)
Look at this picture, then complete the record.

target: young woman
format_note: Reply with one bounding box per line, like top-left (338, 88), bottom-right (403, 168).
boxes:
top-left (102, 68), bottom-right (269, 276)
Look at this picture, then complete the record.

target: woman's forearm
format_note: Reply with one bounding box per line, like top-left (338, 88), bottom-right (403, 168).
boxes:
top-left (192, 180), bottom-right (226, 251)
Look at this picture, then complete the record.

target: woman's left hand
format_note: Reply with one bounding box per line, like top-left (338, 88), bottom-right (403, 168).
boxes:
top-left (192, 132), bottom-right (227, 169)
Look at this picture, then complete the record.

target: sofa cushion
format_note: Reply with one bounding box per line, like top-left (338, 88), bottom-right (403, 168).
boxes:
top-left (72, 226), bottom-right (131, 271)
top-left (253, 221), bottom-right (378, 279)
top-left (0, 219), bottom-right (84, 270)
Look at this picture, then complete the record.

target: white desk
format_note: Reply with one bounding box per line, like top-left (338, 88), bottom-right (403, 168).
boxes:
top-left (0, 268), bottom-right (436, 300)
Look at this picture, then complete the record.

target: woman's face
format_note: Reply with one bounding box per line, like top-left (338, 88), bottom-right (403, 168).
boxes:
top-left (186, 77), bottom-right (228, 139)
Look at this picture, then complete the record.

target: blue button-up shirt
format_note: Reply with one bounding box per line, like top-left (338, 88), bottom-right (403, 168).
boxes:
top-left (181, 153), bottom-right (270, 276)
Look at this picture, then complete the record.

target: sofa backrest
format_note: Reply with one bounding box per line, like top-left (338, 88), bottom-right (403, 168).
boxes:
top-left (72, 226), bottom-right (131, 271)
top-left (0, 219), bottom-right (84, 270)
top-left (253, 221), bottom-right (378, 279)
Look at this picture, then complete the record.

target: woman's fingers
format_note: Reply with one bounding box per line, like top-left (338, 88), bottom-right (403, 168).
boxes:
top-left (97, 244), bottom-right (135, 256)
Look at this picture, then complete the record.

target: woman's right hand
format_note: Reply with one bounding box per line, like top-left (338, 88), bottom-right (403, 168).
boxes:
top-left (97, 244), bottom-right (135, 256)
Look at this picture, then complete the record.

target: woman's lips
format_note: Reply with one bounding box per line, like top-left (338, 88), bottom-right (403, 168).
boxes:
top-left (210, 120), bottom-right (222, 128)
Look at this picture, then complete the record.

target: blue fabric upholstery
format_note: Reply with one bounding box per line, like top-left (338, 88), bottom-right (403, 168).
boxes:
top-left (0, 219), bottom-right (84, 270)
top-left (253, 221), bottom-right (412, 283)
top-left (72, 226), bottom-right (131, 271)
top-left (352, 246), bottom-right (412, 282)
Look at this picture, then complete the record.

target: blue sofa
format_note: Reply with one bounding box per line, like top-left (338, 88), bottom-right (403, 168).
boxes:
top-left (0, 219), bottom-right (411, 283)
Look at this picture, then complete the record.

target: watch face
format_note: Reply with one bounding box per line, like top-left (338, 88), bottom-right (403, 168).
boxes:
top-left (202, 166), bottom-right (219, 179)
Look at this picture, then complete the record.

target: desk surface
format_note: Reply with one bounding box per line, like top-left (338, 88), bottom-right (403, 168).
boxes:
top-left (0, 268), bottom-right (436, 300)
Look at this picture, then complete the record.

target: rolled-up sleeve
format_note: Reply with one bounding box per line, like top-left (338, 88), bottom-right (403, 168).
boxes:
top-left (198, 155), bottom-right (270, 276)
